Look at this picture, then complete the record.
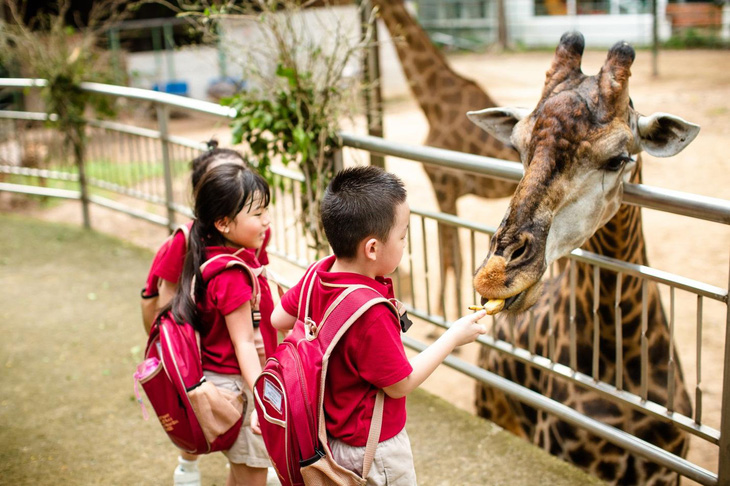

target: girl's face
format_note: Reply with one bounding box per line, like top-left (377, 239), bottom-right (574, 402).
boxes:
top-left (218, 192), bottom-right (270, 250)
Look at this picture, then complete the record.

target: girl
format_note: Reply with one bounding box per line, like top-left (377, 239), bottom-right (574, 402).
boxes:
top-left (167, 163), bottom-right (274, 486)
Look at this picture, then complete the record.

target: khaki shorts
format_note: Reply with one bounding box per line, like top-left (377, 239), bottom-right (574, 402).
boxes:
top-left (203, 371), bottom-right (271, 468)
top-left (328, 428), bottom-right (417, 486)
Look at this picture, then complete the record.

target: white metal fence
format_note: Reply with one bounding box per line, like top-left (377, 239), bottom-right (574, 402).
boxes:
top-left (1, 80), bottom-right (728, 485)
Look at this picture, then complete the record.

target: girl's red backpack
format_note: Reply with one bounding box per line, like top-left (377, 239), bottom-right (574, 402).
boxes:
top-left (134, 254), bottom-right (263, 454)
top-left (254, 258), bottom-right (398, 485)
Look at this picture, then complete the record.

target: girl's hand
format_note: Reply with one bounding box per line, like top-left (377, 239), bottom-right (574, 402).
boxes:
top-left (251, 408), bottom-right (262, 435)
top-left (446, 310), bottom-right (487, 347)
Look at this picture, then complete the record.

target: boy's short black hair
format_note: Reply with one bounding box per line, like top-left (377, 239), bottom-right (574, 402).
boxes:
top-left (321, 166), bottom-right (407, 259)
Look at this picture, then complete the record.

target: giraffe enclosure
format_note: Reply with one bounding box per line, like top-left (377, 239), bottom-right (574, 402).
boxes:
top-left (11, 48), bottom-right (730, 480)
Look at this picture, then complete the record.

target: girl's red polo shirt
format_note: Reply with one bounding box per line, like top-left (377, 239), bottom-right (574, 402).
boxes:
top-left (280, 256), bottom-right (413, 446)
top-left (197, 246), bottom-right (275, 374)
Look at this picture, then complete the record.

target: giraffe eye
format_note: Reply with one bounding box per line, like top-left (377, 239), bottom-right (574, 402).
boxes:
top-left (603, 155), bottom-right (630, 172)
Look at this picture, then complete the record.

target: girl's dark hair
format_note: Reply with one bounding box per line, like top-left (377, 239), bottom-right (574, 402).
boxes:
top-left (190, 139), bottom-right (247, 190)
top-left (320, 166), bottom-right (406, 259)
top-left (165, 163), bottom-right (270, 330)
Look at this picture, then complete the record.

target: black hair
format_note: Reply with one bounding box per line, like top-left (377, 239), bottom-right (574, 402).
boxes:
top-left (320, 166), bottom-right (406, 259)
top-left (166, 163), bottom-right (270, 330)
top-left (190, 139), bottom-right (247, 191)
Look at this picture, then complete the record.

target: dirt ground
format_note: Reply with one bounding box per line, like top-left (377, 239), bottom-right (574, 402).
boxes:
top-left (6, 48), bottom-right (730, 481)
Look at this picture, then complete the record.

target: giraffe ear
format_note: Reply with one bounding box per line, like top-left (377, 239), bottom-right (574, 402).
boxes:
top-left (466, 107), bottom-right (530, 147)
top-left (637, 112), bottom-right (700, 157)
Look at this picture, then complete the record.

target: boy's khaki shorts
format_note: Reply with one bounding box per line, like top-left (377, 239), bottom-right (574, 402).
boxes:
top-left (328, 428), bottom-right (417, 485)
top-left (203, 371), bottom-right (271, 469)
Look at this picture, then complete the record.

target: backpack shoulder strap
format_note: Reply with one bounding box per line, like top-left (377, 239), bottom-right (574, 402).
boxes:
top-left (199, 254), bottom-right (263, 310)
top-left (311, 285), bottom-right (398, 479)
top-left (296, 256), bottom-right (331, 320)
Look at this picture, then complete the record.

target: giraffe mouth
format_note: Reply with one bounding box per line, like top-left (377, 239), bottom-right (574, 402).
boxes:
top-left (481, 282), bottom-right (542, 313)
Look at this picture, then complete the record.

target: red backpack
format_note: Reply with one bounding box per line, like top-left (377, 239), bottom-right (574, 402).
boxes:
top-left (140, 224), bottom-right (191, 334)
top-left (134, 253), bottom-right (263, 455)
top-left (254, 259), bottom-right (398, 486)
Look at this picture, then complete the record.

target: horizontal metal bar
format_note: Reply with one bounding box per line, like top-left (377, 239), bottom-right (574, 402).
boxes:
top-left (0, 165), bottom-right (79, 182)
top-left (0, 109), bottom-right (57, 122)
top-left (270, 165), bottom-right (306, 183)
top-left (405, 305), bottom-right (720, 444)
top-left (341, 131), bottom-right (524, 182)
top-left (0, 79), bottom-right (236, 119)
top-left (402, 334), bottom-right (718, 486)
top-left (340, 132), bottom-right (730, 225)
top-left (0, 182), bottom-right (80, 200)
top-left (88, 195), bottom-right (169, 226)
top-left (570, 249), bottom-right (727, 302)
top-left (410, 207), bottom-right (498, 234)
top-left (408, 207), bottom-right (727, 302)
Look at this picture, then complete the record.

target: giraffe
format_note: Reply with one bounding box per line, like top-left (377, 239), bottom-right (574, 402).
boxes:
top-left (467, 32), bottom-right (698, 485)
top-left (371, 0), bottom-right (518, 312)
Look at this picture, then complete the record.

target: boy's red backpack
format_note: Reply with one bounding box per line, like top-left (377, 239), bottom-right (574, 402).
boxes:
top-left (134, 253), bottom-right (263, 455)
top-left (254, 258), bottom-right (399, 486)
top-left (140, 224), bottom-right (191, 334)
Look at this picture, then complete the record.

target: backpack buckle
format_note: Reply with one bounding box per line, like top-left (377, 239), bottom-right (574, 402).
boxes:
top-left (304, 317), bottom-right (319, 341)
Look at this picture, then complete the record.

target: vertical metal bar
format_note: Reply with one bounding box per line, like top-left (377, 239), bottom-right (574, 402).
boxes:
top-left (76, 126), bottom-right (91, 229)
top-left (421, 216), bottom-right (432, 316)
top-left (470, 230), bottom-right (477, 305)
top-left (615, 272), bottom-right (624, 391)
top-left (407, 215), bottom-right (416, 308)
top-left (570, 261), bottom-right (577, 370)
top-left (640, 280), bottom-right (649, 400)
top-left (528, 309), bottom-right (536, 354)
top-left (696, 295), bottom-right (703, 424)
top-left (667, 287), bottom-right (676, 412)
top-left (155, 104), bottom-right (176, 232)
top-left (548, 264), bottom-right (555, 362)
top-left (593, 265), bottom-right (600, 380)
top-left (439, 225), bottom-right (447, 321)
top-left (454, 226), bottom-right (463, 317)
top-left (717, 250), bottom-right (730, 485)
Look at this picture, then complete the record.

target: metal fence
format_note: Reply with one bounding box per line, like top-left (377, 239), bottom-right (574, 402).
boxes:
top-left (1, 80), bottom-right (728, 485)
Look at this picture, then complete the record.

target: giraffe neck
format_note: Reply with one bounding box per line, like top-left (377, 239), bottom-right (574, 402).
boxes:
top-left (373, 0), bottom-right (498, 121)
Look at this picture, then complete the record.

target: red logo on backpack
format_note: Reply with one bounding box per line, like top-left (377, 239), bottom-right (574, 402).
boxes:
top-left (254, 258), bottom-right (396, 485)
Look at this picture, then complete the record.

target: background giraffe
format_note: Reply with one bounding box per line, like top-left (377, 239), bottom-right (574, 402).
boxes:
top-left (372, 0), bottom-right (518, 310)
top-left (468, 33), bottom-right (696, 484)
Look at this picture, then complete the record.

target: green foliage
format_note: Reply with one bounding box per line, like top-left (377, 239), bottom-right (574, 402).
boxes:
top-left (0, 1), bottom-right (126, 146)
top-left (663, 28), bottom-right (730, 49)
top-left (222, 63), bottom-right (340, 190)
top-left (182, 0), bottom-right (376, 253)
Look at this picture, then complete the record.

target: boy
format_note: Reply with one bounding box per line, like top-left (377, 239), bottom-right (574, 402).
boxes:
top-left (270, 166), bottom-right (487, 485)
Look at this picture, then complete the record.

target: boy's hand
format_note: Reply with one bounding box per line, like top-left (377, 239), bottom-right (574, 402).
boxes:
top-left (447, 310), bottom-right (487, 347)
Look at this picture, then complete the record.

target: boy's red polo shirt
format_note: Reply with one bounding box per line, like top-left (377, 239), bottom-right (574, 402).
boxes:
top-left (280, 256), bottom-right (413, 447)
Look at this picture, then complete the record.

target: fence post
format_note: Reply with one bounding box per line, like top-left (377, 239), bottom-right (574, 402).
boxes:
top-left (359, 0), bottom-right (385, 169)
top-left (718, 251), bottom-right (730, 486)
top-left (75, 130), bottom-right (91, 229)
top-left (156, 103), bottom-right (176, 233)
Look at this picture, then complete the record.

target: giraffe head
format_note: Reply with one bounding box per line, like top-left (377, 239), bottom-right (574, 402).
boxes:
top-left (467, 32), bottom-right (699, 312)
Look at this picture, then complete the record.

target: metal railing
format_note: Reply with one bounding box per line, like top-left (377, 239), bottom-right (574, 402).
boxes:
top-left (1, 79), bottom-right (728, 485)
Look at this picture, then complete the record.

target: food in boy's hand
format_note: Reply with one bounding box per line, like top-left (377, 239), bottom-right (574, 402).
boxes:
top-left (468, 299), bottom-right (505, 315)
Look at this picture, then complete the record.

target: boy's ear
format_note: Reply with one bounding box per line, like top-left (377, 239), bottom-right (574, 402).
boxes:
top-left (363, 237), bottom-right (378, 262)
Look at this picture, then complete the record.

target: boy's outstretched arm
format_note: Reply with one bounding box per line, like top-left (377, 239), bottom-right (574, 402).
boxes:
top-left (271, 302), bottom-right (297, 331)
top-left (384, 310), bottom-right (487, 399)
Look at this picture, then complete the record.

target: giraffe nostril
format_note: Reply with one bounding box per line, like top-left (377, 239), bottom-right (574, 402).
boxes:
top-left (511, 241), bottom-right (528, 261)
